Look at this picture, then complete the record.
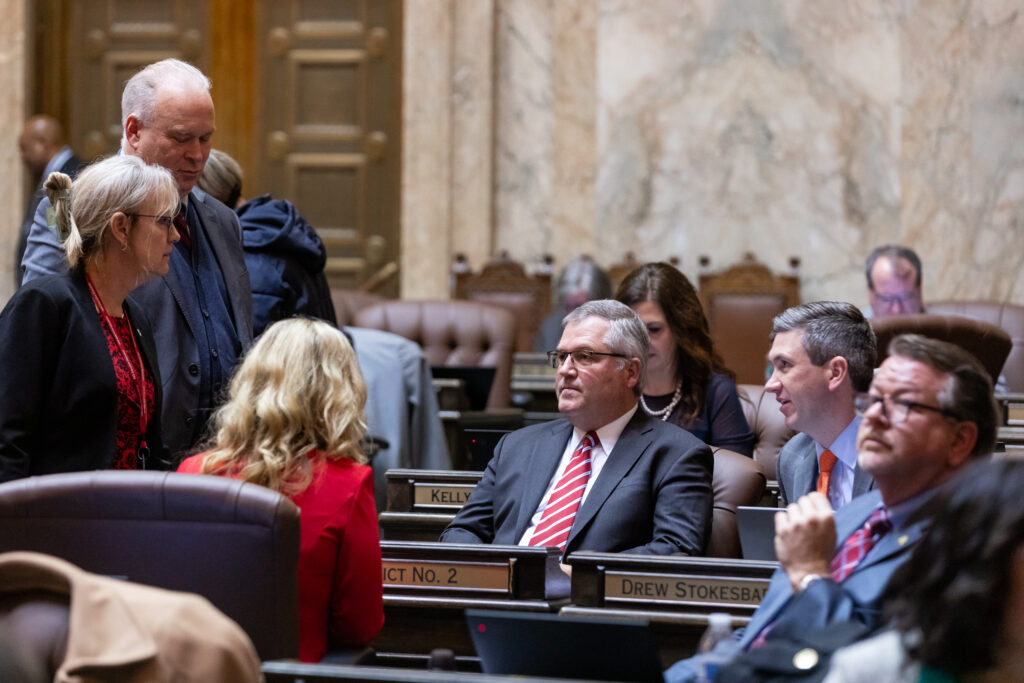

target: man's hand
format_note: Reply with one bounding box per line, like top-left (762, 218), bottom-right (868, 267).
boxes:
top-left (559, 563), bottom-right (572, 578)
top-left (774, 492), bottom-right (837, 592)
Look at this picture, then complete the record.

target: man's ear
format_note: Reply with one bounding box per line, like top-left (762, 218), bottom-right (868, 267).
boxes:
top-left (825, 356), bottom-right (849, 392)
top-left (948, 420), bottom-right (979, 469)
top-left (124, 115), bottom-right (142, 149)
top-left (625, 357), bottom-right (642, 390)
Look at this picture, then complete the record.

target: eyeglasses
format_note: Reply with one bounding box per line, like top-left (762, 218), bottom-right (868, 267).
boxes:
top-left (854, 392), bottom-right (961, 423)
top-left (546, 348), bottom-right (627, 369)
top-left (872, 291), bottom-right (921, 306)
top-left (130, 214), bottom-right (176, 232)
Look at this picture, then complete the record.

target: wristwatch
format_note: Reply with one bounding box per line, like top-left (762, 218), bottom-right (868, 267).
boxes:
top-left (798, 573), bottom-right (826, 591)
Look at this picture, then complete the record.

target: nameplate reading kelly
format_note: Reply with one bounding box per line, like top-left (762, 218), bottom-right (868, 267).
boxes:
top-left (413, 484), bottom-right (475, 508)
top-left (605, 571), bottom-right (770, 606)
top-left (382, 560), bottom-right (509, 591)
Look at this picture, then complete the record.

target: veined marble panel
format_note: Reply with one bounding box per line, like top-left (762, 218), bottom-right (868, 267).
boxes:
top-left (0, 0), bottom-right (27, 304)
top-left (481, 0), bottom-right (1024, 306)
top-left (405, 0), bottom-right (1024, 307)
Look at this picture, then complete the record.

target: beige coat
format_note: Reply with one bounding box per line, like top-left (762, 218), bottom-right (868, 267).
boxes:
top-left (0, 551), bottom-right (262, 682)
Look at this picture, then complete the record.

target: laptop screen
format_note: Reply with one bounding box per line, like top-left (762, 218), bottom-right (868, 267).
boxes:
top-left (467, 609), bottom-right (665, 682)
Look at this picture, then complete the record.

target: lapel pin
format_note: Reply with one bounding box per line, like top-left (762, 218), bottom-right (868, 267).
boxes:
top-left (898, 535), bottom-right (908, 546)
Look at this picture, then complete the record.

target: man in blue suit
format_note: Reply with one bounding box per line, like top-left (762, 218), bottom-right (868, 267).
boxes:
top-left (665, 333), bottom-right (998, 682)
top-left (21, 59), bottom-right (253, 460)
top-left (767, 302), bottom-right (877, 509)
top-left (441, 300), bottom-right (714, 560)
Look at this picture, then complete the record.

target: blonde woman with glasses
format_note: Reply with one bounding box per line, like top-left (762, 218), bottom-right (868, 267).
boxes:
top-left (0, 155), bottom-right (179, 481)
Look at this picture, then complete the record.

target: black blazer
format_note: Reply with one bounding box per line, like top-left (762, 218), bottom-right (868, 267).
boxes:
top-left (440, 410), bottom-right (714, 556)
top-left (0, 266), bottom-right (167, 482)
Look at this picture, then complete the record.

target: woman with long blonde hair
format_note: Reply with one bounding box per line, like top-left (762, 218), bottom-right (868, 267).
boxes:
top-left (177, 317), bottom-right (384, 662)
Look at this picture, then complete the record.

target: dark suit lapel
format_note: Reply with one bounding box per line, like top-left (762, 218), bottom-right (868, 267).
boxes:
top-left (513, 420), bottom-right (574, 541)
top-left (852, 465), bottom-right (875, 497)
top-left (794, 441), bottom-right (819, 498)
top-left (192, 193), bottom-right (252, 345)
top-left (567, 411), bottom-right (652, 547)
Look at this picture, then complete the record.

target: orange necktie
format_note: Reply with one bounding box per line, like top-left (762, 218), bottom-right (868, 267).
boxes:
top-left (817, 449), bottom-right (838, 497)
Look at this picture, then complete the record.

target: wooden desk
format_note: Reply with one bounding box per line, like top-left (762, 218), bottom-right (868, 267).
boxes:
top-left (380, 469), bottom-right (480, 542)
top-left (263, 662), bottom-right (595, 683)
top-left (563, 551), bottom-right (778, 666)
top-left (373, 542), bottom-right (570, 668)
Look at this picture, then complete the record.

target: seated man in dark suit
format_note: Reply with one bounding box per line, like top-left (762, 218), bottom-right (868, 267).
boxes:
top-left (767, 302), bottom-right (876, 508)
top-left (441, 299), bottom-right (713, 559)
top-left (665, 334), bottom-right (998, 682)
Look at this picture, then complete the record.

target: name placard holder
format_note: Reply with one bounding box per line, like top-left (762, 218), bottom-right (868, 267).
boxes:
top-left (380, 541), bottom-right (569, 601)
top-left (567, 551), bottom-right (778, 616)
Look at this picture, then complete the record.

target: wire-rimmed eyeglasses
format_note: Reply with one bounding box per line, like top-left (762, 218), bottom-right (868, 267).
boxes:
top-left (546, 348), bottom-right (627, 369)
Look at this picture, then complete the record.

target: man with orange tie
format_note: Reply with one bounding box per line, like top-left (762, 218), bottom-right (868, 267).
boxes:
top-left (766, 302), bottom-right (877, 508)
top-left (440, 300), bottom-right (713, 559)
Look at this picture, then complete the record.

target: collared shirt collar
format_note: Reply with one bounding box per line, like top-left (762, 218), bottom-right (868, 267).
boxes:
top-left (815, 415), bottom-right (861, 470)
top-left (42, 146), bottom-right (74, 178)
top-left (571, 403), bottom-right (639, 457)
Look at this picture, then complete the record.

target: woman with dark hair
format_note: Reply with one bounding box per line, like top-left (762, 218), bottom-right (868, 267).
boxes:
top-left (615, 262), bottom-right (754, 456)
top-left (177, 318), bottom-right (384, 662)
top-left (824, 458), bottom-right (1024, 682)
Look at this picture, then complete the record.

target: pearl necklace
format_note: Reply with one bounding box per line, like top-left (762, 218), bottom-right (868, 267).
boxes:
top-left (640, 381), bottom-right (683, 421)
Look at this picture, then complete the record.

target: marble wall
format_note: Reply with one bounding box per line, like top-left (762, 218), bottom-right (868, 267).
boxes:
top-left (0, 0), bottom-right (27, 303)
top-left (402, 0), bottom-right (1024, 307)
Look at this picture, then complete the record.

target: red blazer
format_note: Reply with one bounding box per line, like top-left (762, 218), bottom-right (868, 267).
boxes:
top-left (178, 452), bottom-right (384, 661)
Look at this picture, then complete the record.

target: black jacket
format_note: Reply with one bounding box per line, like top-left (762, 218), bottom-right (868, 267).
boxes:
top-left (0, 266), bottom-right (168, 481)
top-left (237, 195), bottom-right (336, 335)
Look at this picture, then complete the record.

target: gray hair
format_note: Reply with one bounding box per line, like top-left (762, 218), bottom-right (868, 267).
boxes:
top-left (771, 301), bottom-right (877, 392)
top-left (563, 299), bottom-right (649, 395)
top-left (121, 59), bottom-right (212, 150)
top-left (198, 149), bottom-right (244, 207)
top-left (888, 334), bottom-right (997, 457)
top-left (44, 155), bottom-right (179, 268)
top-left (557, 256), bottom-right (612, 303)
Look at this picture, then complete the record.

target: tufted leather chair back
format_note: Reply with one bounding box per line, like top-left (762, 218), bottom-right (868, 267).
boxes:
top-left (330, 289), bottom-right (383, 327)
top-left (355, 300), bottom-right (517, 409)
top-left (707, 448), bottom-right (767, 558)
top-left (737, 384), bottom-right (795, 480)
top-left (871, 313), bottom-right (1012, 388)
top-left (925, 301), bottom-right (1024, 392)
top-left (0, 471), bottom-right (300, 660)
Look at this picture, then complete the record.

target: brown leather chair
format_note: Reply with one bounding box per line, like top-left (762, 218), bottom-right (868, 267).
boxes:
top-left (355, 300), bottom-right (517, 409)
top-left (706, 448), bottom-right (767, 558)
top-left (737, 384), bottom-right (795, 480)
top-left (926, 300), bottom-right (1024, 392)
top-left (330, 289), bottom-right (383, 327)
top-left (871, 314), bottom-right (1012, 387)
top-left (699, 254), bottom-right (800, 385)
top-left (0, 471), bottom-right (300, 661)
top-left (454, 254), bottom-right (552, 354)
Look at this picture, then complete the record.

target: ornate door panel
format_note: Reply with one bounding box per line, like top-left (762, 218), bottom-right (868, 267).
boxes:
top-left (255, 0), bottom-right (402, 294)
top-left (33, 0), bottom-right (401, 294)
top-left (66, 1), bottom-right (209, 161)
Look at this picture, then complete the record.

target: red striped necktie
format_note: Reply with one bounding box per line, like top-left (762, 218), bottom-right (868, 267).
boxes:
top-left (830, 508), bottom-right (892, 582)
top-left (529, 432), bottom-right (598, 551)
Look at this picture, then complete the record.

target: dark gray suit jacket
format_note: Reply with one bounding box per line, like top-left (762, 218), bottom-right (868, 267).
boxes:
top-left (440, 410), bottom-right (714, 556)
top-left (21, 188), bottom-right (253, 458)
top-left (777, 432), bottom-right (875, 507)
